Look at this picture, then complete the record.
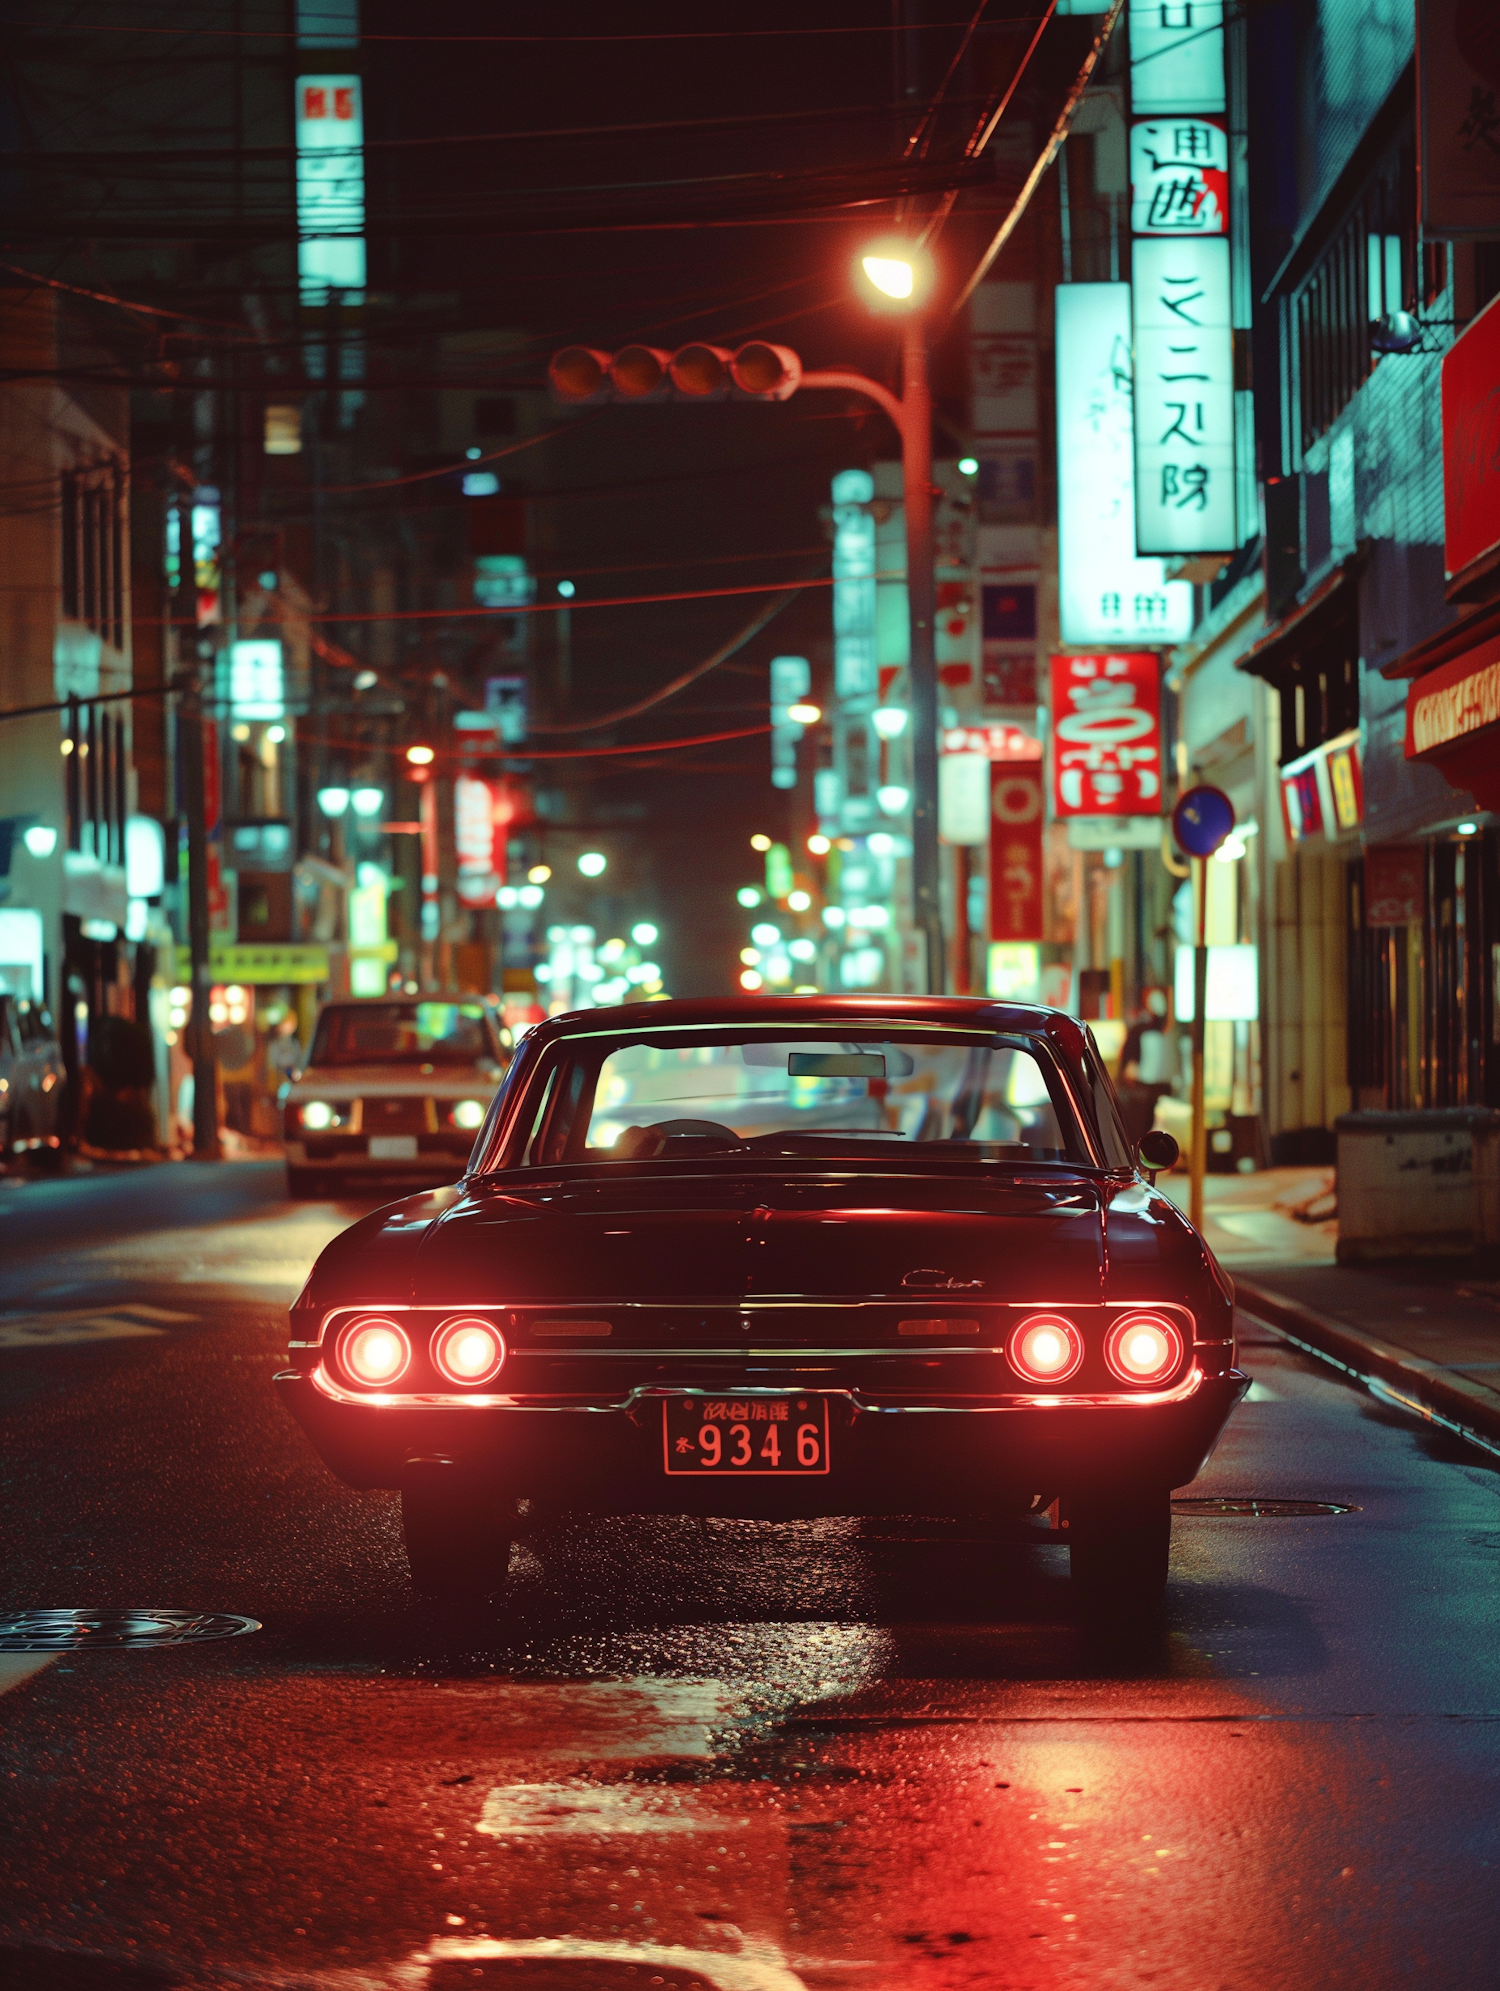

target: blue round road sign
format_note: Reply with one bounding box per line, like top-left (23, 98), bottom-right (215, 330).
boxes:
top-left (1172, 784), bottom-right (1235, 858)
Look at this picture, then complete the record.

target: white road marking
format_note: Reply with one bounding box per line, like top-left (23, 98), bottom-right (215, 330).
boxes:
top-left (0, 1301), bottom-right (198, 1349)
top-left (479, 1780), bottom-right (742, 1837)
top-left (0, 1656), bottom-right (54, 1694)
top-left (423, 1935), bottom-right (809, 1991)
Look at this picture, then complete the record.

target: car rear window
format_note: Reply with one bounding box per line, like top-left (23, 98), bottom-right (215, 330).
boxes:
top-left (498, 1028), bottom-right (1092, 1169)
top-left (310, 1001), bottom-right (497, 1067)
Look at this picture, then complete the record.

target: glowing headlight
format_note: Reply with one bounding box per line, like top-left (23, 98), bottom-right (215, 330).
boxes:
top-left (338, 1316), bottom-right (412, 1387)
top-left (450, 1099), bottom-right (486, 1130)
top-left (300, 1100), bottom-right (338, 1131)
top-left (432, 1315), bottom-right (506, 1387)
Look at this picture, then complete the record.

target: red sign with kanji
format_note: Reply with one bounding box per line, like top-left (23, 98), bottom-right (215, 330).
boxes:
top-left (1048, 652), bottom-right (1163, 817)
top-left (990, 761), bottom-right (1044, 943)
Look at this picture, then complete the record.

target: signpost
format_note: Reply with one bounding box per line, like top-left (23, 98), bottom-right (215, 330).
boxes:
top-left (1172, 783), bottom-right (1235, 1230)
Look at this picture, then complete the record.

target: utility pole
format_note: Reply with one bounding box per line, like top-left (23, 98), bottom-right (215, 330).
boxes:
top-left (178, 674), bottom-right (219, 1159)
top-left (899, 314), bottom-right (941, 996)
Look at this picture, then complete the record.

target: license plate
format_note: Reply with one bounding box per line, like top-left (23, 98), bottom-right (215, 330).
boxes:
top-left (662, 1395), bottom-right (831, 1476)
top-left (368, 1134), bottom-right (418, 1160)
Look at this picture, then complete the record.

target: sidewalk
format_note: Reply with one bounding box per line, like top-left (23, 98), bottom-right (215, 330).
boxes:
top-left (1163, 1167), bottom-right (1500, 1459)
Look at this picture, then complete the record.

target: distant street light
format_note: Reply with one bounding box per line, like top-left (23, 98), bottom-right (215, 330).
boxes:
top-left (787, 701), bottom-right (821, 725)
top-left (631, 921), bottom-right (659, 946)
top-left (351, 786), bottom-right (385, 818)
top-left (317, 786), bottom-right (350, 818)
top-left (406, 744), bottom-right (435, 766)
top-left (578, 851), bottom-right (607, 877)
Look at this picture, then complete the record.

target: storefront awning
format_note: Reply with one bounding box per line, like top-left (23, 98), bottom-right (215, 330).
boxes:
top-left (1236, 554), bottom-right (1361, 685)
top-left (1400, 617), bottom-right (1500, 811)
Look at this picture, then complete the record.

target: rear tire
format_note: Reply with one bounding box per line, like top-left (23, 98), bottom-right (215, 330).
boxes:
top-left (1068, 1487), bottom-right (1171, 1624)
top-left (401, 1472), bottom-right (513, 1604)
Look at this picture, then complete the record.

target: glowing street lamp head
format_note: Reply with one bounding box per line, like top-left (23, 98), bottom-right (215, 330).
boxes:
top-left (856, 239), bottom-right (934, 312)
top-left (863, 257), bottom-right (913, 299)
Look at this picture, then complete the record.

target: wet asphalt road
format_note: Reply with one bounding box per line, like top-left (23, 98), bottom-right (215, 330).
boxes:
top-left (1, 1162), bottom-right (1498, 1991)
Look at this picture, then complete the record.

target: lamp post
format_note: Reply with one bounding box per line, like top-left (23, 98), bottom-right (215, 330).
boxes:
top-left (798, 241), bottom-right (941, 992)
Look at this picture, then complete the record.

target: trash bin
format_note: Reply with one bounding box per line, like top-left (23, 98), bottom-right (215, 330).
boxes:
top-left (1335, 1107), bottom-right (1500, 1263)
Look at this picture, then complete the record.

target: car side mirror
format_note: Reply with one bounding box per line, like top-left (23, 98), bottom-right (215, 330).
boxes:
top-left (1137, 1129), bottom-right (1179, 1179)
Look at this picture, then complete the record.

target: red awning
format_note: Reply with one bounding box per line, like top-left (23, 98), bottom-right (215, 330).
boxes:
top-left (1404, 623), bottom-right (1500, 810)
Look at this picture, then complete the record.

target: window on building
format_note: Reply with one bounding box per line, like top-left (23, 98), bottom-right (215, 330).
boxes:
top-left (1292, 130), bottom-right (1415, 455)
top-left (61, 462), bottom-right (126, 650)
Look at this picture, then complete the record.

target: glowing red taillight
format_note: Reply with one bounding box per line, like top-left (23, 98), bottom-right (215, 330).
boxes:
top-left (432, 1315), bottom-right (506, 1387)
top-left (339, 1316), bottom-right (412, 1387)
top-left (1007, 1313), bottom-right (1084, 1385)
top-left (1104, 1312), bottom-right (1184, 1387)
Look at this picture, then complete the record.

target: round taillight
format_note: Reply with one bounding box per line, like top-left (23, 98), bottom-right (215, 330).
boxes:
top-left (432, 1316), bottom-right (506, 1388)
top-left (339, 1316), bottom-right (412, 1388)
top-left (1104, 1312), bottom-right (1185, 1387)
top-left (1007, 1313), bottom-right (1084, 1385)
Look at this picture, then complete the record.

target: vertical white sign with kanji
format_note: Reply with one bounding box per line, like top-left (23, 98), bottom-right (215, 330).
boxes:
top-left (1055, 283), bottom-right (1192, 645)
top-left (1132, 236), bottom-right (1236, 555)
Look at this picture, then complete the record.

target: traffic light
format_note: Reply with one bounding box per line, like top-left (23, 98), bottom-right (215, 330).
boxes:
top-left (548, 340), bottom-right (802, 406)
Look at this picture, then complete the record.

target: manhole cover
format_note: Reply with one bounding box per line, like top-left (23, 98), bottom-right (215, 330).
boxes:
top-left (1171, 1497), bottom-right (1358, 1518)
top-left (0, 1610), bottom-right (261, 1651)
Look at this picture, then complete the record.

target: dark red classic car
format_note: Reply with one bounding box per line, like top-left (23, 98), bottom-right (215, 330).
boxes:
top-left (277, 996), bottom-right (1246, 1618)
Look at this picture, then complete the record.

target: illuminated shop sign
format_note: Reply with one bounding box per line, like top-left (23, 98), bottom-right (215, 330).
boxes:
top-left (1130, 117), bottom-right (1228, 235)
top-left (1132, 236), bottom-right (1236, 555)
top-left (831, 469), bottom-right (877, 698)
top-left (1054, 284), bottom-right (1191, 646)
top-left (1129, 0), bottom-right (1226, 115)
top-left (990, 761), bottom-right (1045, 944)
top-left (228, 639), bottom-right (285, 721)
top-left (454, 775), bottom-right (509, 908)
top-left (1280, 729), bottom-right (1363, 843)
top-left (295, 74), bottom-right (366, 298)
top-left (770, 655), bottom-right (811, 791)
top-left (1049, 652), bottom-right (1163, 818)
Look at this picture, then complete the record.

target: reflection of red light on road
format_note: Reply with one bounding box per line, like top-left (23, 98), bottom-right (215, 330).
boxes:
top-left (1008, 1313), bottom-right (1084, 1383)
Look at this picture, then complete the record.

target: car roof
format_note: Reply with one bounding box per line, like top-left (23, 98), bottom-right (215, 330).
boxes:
top-left (519, 994), bottom-right (1087, 1054)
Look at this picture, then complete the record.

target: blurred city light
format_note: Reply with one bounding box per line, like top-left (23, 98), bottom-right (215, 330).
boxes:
top-left (873, 706), bottom-right (908, 739)
top-left (750, 922), bottom-right (781, 946)
top-left (317, 786), bottom-right (350, 817)
top-left (406, 744), bottom-right (435, 765)
top-left (631, 921), bottom-right (659, 945)
top-left (807, 833), bottom-right (831, 855)
top-left (750, 833), bottom-right (772, 852)
top-left (528, 863), bottom-right (552, 882)
top-left (578, 851), bottom-right (607, 876)
top-left (736, 885), bottom-right (763, 907)
top-left (787, 889), bottom-right (812, 912)
top-left (787, 701), bottom-right (821, 725)
top-left (351, 786), bottom-right (385, 817)
top-left (739, 968), bottom-right (764, 990)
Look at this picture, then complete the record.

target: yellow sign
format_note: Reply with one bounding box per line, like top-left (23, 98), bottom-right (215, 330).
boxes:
top-left (207, 943), bottom-right (330, 985)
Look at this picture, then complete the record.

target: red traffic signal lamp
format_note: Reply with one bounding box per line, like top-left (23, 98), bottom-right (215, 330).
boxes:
top-left (548, 340), bottom-right (802, 406)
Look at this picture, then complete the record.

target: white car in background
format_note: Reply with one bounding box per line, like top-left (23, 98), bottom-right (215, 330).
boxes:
top-left (283, 996), bottom-right (510, 1199)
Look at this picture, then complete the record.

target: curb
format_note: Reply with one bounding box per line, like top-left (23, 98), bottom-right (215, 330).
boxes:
top-left (1234, 1274), bottom-right (1500, 1463)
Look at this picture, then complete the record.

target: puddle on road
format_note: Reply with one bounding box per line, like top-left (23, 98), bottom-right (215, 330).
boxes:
top-left (478, 1781), bottom-right (745, 1837)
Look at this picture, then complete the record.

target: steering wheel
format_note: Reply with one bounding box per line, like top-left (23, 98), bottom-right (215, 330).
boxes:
top-left (611, 1119), bottom-right (740, 1159)
top-left (650, 1118), bottom-right (741, 1143)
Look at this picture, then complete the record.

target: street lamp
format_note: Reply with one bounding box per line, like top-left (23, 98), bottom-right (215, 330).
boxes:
top-left (578, 850), bottom-right (607, 877)
top-left (317, 785), bottom-right (350, 818)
